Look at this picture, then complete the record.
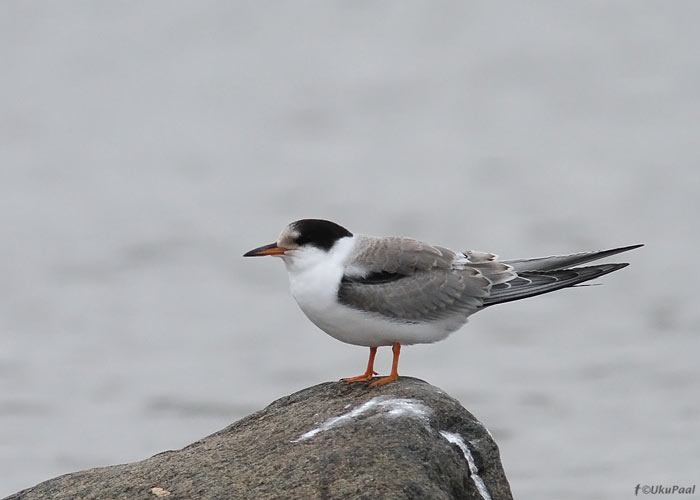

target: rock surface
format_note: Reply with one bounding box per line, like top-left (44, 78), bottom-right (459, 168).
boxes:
top-left (5, 377), bottom-right (512, 500)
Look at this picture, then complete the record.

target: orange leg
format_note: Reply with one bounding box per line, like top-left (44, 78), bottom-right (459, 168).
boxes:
top-left (343, 347), bottom-right (378, 383)
top-left (369, 343), bottom-right (401, 388)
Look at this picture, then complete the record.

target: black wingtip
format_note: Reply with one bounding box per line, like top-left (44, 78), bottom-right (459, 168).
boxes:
top-left (601, 244), bottom-right (644, 256)
top-left (598, 262), bottom-right (630, 273)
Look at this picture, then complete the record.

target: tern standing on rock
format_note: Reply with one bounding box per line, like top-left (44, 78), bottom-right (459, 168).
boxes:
top-left (244, 219), bottom-right (642, 387)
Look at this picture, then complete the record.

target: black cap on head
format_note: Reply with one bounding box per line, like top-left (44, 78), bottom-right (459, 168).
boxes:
top-left (291, 219), bottom-right (353, 251)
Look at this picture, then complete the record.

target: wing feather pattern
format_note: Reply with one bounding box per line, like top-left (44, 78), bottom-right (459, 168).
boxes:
top-left (338, 237), bottom-right (492, 322)
top-left (338, 237), bottom-right (641, 323)
top-left (481, 263), bottom-right (629, 307)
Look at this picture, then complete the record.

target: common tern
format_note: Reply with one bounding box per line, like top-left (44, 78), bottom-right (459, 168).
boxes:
top-left (244, 219), bottom-right (641, 387)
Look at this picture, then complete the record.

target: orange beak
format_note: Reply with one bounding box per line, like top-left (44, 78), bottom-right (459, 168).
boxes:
top-left (243, 242), bottom-right (286, 257)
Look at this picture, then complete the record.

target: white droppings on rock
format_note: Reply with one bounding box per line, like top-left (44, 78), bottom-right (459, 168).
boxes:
top-left (150, 487), bottom-right (171, 497)
top-left (292, 397), bottom-right (432, 442)
top-left (440, 431), bottom-right (492, 500)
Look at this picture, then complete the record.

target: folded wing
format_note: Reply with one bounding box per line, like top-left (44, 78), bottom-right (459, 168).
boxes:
top-left (339, 238), bottom-right (642, 322)
top-left (338, 237), bottom-right (493, 322)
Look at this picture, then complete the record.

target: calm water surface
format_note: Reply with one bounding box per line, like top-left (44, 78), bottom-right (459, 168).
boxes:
top-left (1, 3), bottom-right (699, 498)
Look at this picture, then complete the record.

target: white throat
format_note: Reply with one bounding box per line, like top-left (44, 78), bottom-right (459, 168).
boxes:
top-left (281, 236), bottom-right (357, 316)
top-left (282, 236), bottom-right (355, 278)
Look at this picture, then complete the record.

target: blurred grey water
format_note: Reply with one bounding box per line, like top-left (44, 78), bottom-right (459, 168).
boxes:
top-left (1, 2), bottom-right (699, 498)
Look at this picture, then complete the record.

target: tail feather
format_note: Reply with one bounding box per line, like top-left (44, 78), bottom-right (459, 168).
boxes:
top-left (482, 262), bottom-right (630, 307)
top-left (502, 244), bottom-right (643, 272)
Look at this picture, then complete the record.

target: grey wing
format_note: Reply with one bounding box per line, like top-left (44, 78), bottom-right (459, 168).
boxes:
top-left (339, 237), bottom-right (493, 322)
top-left (340, 238), bottom-right (641, 319)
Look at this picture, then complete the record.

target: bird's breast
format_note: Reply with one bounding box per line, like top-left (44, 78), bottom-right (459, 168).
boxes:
top-left (286, 257), bottom-right (345, 316)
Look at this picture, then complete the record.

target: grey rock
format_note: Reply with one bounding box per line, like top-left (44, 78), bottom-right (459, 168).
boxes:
top-left (4, 378), bottom-right (512, 500)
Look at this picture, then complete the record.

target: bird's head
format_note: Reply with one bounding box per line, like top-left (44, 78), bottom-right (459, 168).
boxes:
top-left (243, 219), bottom-right (354, 270)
